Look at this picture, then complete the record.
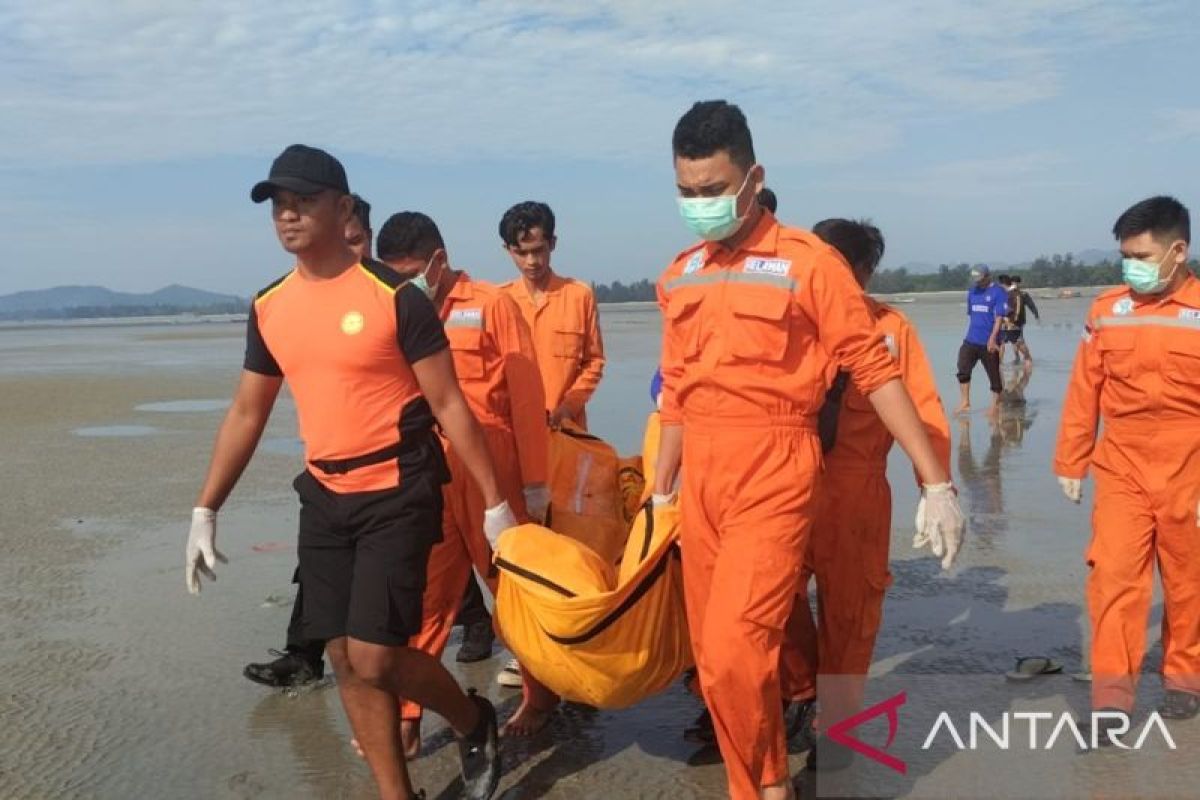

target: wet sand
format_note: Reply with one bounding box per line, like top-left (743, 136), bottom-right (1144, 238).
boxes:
top-left (2, 300), bottom-right (1197, 799)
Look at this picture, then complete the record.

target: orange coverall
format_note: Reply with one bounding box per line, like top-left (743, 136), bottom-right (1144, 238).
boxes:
top-left (401, 272), bottom-right (557, 721)
top-left (1055, 276), bottom-right (1200, 712)
top-left (783, 299), bottom-right (951, 724)
top-left (502, 271), bottom-right (605, 430)
top-left (658, 212), bottom-right (901, 798)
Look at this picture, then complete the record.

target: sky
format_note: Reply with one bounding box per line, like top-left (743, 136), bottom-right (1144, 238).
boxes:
top-left (1, 0), bottom-right (1198, 296)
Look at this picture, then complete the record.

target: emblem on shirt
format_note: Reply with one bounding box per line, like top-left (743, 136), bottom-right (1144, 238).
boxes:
top-left (449, 308), bottom-right (483, 323)
top-left (743, 258), bottom-right (791, 276)
top-left (884, 334), bottom-right (898, 359)
top-left (684, 251), bottom-right (705, 275)
top-left (1112, 297), bottom-right (1134, 316)
top-left (341, 310), bottom-right (365, 335)
top-left (1180, 308), bottom-right (1200, 321)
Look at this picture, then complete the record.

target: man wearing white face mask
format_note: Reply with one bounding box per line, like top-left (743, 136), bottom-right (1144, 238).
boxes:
top-left (376, 211), bottom-right (561, 744)
top-left (653, 100), bottom-right (965, 800)
top-left (1055, 195), bottom-right (1200, 734)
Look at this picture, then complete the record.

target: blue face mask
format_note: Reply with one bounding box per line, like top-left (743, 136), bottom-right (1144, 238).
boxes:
top-left (1122, 246), bottom-right (1179, 295)
top-left (677, 170), bottom-right (754, 241)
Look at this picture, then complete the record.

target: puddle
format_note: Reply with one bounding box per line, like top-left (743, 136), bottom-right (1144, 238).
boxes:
top-left (135, 399), bottom-right (230, 413)
top-left (259, 437), bottom-right (303, 456)
top-left (73, 425), bottom-right (158, 438)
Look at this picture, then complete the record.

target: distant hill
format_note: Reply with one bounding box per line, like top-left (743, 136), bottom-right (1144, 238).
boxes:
top-left (0, 284), bottom-right (247, 320)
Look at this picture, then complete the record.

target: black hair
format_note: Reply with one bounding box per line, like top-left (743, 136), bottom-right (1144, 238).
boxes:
top-left (376, 211), bottom-right (446, 261)
top-left (499, 201), bottom-right (556, 248)
top-left (997, 274), bottom-right (1013, 287)
top-left (811, 218), bottom-right (885, 274)
top-left (757, 187), bottom-right (778, 214)
top-left (349, 193), bottom-right (371, 232)
top-left (1113, 195), bottom-right (1190, 244)
top-left (672, 100), bottom-right (756, 171)
top-left (1011, 275), bottom-right (1023, 285)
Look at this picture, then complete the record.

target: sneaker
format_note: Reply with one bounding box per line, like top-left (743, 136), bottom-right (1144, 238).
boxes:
top-left (1158, 690), bottom-right (1200, 720)
top-left (457, 689), bottom-right (501, 800)
top-left (457, 620), bottom-right (496, 664)
top-left (496, 657), bottom-right (523, 688)
top-left (243, 649), bottom-right (324, 688)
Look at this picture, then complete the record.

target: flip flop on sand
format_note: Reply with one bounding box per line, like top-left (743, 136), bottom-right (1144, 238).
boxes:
top-left (1005, 656), bottom-right (1064, 682)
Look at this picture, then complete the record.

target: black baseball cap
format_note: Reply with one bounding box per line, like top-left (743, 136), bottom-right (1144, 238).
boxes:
top-left (250, 144), bottom-right (349, 203)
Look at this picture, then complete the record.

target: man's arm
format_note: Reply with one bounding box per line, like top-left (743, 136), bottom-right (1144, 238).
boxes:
top-left (413, 349), bottom-right (503, 508)
top-left (868, 380), bottom-right (950, 486)
top-left (557, 289), bottom-right (606, 422)
top-left (196, 371), bottom-right (282, 509)
top-left (1053, 319), bottom-right (1104, 479)
top-left (900, 322), bottom-right (951, 485)
top-left (1023, 292), bottom-right (1040, 321)
top-left (987, 313), bottom-right (1004, 352)
top-left (494, 294), bottom-right (548, 485)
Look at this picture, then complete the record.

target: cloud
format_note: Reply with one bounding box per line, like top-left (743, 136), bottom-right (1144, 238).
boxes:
top-left (0, 0), bottom-right (1183, 169)
top-left (1153, 109), bottom-right (1200, 142)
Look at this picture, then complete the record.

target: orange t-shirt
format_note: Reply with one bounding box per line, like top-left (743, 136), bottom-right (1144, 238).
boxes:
top-left (244, 260), bottom-right (448, 493)
top-left (500, 272), bottom-right (605, 429)
top-left (440, 271), bottom-right (548, 485)
top-left (656, 211), bottom-right (900, 427)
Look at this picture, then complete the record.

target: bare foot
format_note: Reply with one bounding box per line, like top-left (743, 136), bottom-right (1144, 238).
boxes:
top-left (954, 403), bottom-right (970, 416)
top-left (350, 722), bottom-right (420, 760)
top-left (501, 699), bottom-right (555, 737)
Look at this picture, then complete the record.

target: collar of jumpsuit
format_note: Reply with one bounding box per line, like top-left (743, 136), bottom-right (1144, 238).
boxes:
top-left (516, 270), bottom-right (567, 311)
top-left (709, 208), bottom-right (781, 257)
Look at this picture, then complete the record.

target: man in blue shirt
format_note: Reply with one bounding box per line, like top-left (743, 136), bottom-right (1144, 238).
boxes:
top-left (955, 265), bottom-right (1007, 416)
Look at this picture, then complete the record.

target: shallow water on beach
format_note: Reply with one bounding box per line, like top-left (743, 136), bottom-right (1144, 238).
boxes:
top-left (4, 293), bottom-right (1195, 799)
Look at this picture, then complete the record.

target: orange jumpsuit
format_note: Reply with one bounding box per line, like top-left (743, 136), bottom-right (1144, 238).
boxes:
top-left (1054, 276), bottom-right (1200, 712)
top-left (783, 299), bottom-right (951, 725)
top-left (401, 272), bottom-right (556, 721)
top-left (658, 212), bottom-right (901, 799)
top-left (501, 272), bottom-right (605, 430)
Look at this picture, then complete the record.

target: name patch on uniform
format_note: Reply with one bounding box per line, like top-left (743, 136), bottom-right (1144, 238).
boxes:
top-left (1112, 297), bottom-right (1135, 316)
top-left (449, 308), bottom-right (483, 323)
top-left (341, 310), bottom-right (365, 335)
top-left (1179, 308), bottom-right (1200, 321)
top-left (884, 333), bottom-right (898, 359)
top-left (743, 258), bottom-right (791, 276)
top-left (683, 251), bottom-right (705, 275)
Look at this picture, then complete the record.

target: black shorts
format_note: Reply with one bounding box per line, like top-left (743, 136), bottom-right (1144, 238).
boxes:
top-left (295, 434), bottom-right (448, 646)
top-left (1000, 328), bottom-right (1023, 344)
top-left (956, 341), bottom-right (1002, 393)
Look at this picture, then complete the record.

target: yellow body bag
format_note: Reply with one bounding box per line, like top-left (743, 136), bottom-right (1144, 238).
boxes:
top-left (493, 502), bottom-right (691, 708)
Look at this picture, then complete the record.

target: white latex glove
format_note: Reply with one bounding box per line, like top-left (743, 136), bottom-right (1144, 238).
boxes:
top-left (651, 492), bottom-right (677, 508)
top-left (483, 500), bottom-right (519, 548)
top-left (523, 483), bottom-right (550, 524)
top-left (185, 507), bottom-right (227, 595)
top-left (1058, 476), bottom-right (1082, 504)
top-left (912, 483), bottom-right (965, 571)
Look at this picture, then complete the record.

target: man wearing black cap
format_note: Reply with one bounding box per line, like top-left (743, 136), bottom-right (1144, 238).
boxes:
top-left (186, 144), bottom-right (509, 800)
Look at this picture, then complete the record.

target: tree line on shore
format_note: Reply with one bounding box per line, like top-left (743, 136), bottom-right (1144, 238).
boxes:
top-left (591, 254), bottom-right (1200, 302)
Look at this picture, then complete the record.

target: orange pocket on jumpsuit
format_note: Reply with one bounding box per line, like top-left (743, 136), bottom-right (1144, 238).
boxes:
top-left (726, 289), bottom-right (790, 362)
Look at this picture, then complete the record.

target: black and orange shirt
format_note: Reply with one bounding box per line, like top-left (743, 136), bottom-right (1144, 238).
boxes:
top-left (244, 260), bottom-right (448, 493)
